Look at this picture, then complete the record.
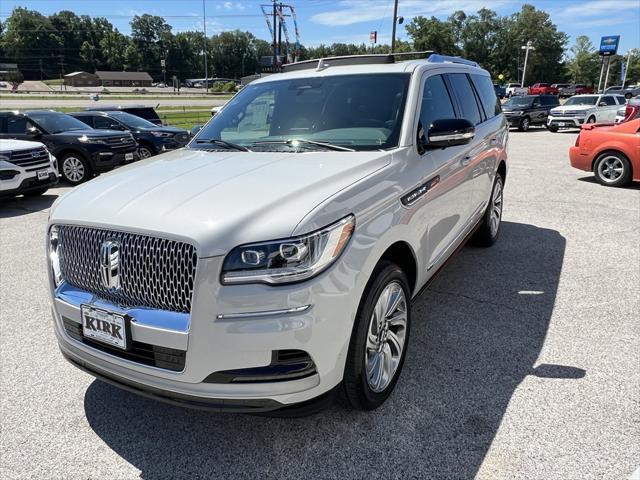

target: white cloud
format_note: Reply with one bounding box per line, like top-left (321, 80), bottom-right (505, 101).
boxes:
top-left (310, 0), bottom-right (513, 26)
top-left (557, 0), bottom-right (640, 17)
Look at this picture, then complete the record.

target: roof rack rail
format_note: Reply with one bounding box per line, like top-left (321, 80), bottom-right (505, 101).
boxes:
top-left (281, 51), bottom-right (435, 73)
top-left (427, 54), bottom-right (479, 68)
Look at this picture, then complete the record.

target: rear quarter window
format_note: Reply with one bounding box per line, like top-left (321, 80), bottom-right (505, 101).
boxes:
top-left (470, 74), bottom-right (501, 119)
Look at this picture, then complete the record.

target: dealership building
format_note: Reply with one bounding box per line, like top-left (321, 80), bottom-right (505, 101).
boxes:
top-left (63, 70), bottom-right (153, 87)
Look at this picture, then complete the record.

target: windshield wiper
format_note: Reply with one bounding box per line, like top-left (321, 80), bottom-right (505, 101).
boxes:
top-left (194, 138), bottom-right (251, 152)
top-left (250, 139), bottom-right (356, 152)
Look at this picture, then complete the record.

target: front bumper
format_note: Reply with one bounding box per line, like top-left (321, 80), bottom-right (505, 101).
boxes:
top-left (0, 167), bottom-right (58, 197)
top-left (90, 150), bottom-right (139, 171)
top-left (50, 254), bottom-right (361, 408)
top-left (547, 115), bottom-right (586, 128)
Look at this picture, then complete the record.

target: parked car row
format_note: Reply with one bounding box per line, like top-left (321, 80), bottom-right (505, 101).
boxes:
top-left (0, 108), bottom-right (190, 195)
top-left (499, 82), bottom-right (640, 100)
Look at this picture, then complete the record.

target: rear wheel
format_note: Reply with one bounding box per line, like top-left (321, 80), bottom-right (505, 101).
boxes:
top-left (593, 152), bottom-right (632, 187)
top-left (59, 153), bottom-right (90, 185)
top-left (472, 173), bottom-right (504, 247)
top-left (342, 261), bottom-right (411, 411)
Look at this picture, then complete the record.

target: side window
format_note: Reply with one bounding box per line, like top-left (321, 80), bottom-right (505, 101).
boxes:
top-left (94, 116), bottom-right (116, 129)
top-left (542, 95), bottom-right (559, 106)
top-left (446, 73), bottom-right (482, 125)
top-left (601, 96), bottom-right (617, 106)
top-left (418, 75), bottom-right (456, 136)
top-left (7, 116), bottom-right (28, 134)
top-left (75, 116), bottom-right (94, 128)
top-left (616, 96), bottom-right (627, 105)
top-left (470, 74), bottom-right (500, 118)
top-left (0, 116), bottom-right (6, 133)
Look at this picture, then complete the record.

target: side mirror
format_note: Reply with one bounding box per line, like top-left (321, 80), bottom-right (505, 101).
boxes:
top-left (423, 118), bottom-right (475, 149)
top-left (27, 126), bottom-right (42, 137)
top-left (598, 101), bottom-right (607, 107)
top-left (190, 125), bottom-right (202, 137)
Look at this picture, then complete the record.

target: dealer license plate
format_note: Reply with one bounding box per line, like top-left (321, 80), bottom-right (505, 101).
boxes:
top-left (125, 153), bottom-right (134, 161)
top-left (37, 170), bottom-right (49, 180)
top-left (558, 122), bottom-right (566, 127)
top-left (81, 305), bottom-right (129, 350)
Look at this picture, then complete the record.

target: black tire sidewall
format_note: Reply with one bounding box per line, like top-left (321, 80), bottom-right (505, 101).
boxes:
top-left (548, 124), bottom-right (559, 132)
top-left (343, 261), bottom-right (411, 410)
top-left (60, 153), bottom-right (90, 185)
top-left (519, 117), bottom-right (530, 131)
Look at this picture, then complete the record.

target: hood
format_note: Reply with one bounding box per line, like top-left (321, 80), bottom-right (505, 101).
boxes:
top-left (50, 148), bottom-right (390, 257)
top-left (0, 139), bottom-right (44, 153)
top-left (551, 104), bottom-right (594, 113)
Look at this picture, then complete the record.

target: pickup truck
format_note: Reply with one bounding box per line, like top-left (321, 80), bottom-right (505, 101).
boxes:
top-left (529, 83), bottom-right (559, 95)
top-left (559, 84), bottom-right (594, 97)
top-left (605, 85), bottom-right (640, 99)
top-left (506, 83), bottom-right (529, 97)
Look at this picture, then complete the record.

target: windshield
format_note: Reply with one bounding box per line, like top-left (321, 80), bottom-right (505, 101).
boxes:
top-left (504, 97), bottom-right (533, 107)
top-left (193, 73), bottom-right (411, 151)
top-left (564, 96), bottom-right (598, 106)
top-left (28, 112), bottom-right (88, 133)
top-left (109, 111), bottom-right (157, 129)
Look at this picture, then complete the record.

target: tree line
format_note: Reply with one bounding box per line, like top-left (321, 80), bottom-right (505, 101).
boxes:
top-left (0, 5), bottom-right (638, 85)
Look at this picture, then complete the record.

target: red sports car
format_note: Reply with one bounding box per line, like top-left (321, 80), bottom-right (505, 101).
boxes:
top-left (569, 119), bottom-right (640, 187)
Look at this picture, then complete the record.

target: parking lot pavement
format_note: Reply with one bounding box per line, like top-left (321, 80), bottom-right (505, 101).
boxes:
top-left (1, 129), bottom-right (638, 480)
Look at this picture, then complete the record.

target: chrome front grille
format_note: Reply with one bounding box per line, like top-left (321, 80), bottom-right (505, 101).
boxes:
top-left (57, 225), bottom-right (198, 313)
top-left (8, 147), bottom-right (50, 171)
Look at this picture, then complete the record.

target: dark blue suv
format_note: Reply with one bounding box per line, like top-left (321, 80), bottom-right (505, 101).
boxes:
top-left (71, 111), bottom-right (190, 159)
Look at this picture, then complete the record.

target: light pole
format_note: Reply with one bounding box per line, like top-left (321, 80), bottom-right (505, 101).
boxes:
top-left (391, 0), bottom-right (399, 53)
top-left (520, 41), bottom-right (535, 88)
top-left (621, 51), bottom-right (632, 88)
top-left (203, 0), bottom-right (209, 91)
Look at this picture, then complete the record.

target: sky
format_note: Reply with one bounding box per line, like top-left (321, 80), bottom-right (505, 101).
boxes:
top-left (1, 0), bottom-right (639, 54)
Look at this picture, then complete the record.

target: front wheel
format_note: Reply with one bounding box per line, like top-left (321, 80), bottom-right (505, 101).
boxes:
top-left (59, 153), bottom-right (91, 185)
top-left (342, 262), bottom-right (411, 411)
top-left (472, 173), bottom-right (504, 247)
top-left (548, 123), bottom-right (559, 132)
top-left (587, 116), bottom-right (596, 124)
top-left (138, 145), bottom-right (155, 159)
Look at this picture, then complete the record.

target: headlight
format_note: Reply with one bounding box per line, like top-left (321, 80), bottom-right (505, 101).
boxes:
top-left (151, 131), bottom-right (173, 138)
top-left (221, 215), bottom-right (355, 285)
top-left (78, 135), bottom-right (106, 144)
top-left (49, 225), bottom-right (63, 288)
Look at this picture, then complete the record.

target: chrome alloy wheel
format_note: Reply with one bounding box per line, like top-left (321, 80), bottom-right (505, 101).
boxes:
top-left (62, 156), bottom-right (85, 183)
top-left (139, 146), bottom-right (153, 159)
top-left (597, 155), bottom-right (624, 183)
top-left (365, 281), bottom-right (408, 393)
top-left (489, 177), bottom-right (503, 236)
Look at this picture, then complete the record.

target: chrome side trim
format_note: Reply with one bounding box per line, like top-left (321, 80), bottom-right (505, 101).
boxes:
top-left (216, 305), bottom-right (312, 320)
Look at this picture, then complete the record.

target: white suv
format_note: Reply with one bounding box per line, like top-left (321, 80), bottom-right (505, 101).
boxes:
top-left (47, 54), bottom-right (508, 413)
top-left (547, 93), bottom-right (627, 131)
top-left (0, 139), bottom-right (58, 198)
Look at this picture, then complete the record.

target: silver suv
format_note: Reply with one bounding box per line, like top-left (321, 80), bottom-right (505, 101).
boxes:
top-left (47, 54), bottom-right (508, 413)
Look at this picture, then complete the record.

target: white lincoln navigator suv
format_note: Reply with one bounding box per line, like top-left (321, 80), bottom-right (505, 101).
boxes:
top-left (48, 54), bottom-right (508, 413)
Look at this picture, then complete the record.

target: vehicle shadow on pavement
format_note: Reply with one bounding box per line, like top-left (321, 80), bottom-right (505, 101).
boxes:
top-left (576, 175), bottom-right (640, 190)
top-left (0, 193), bottom-right (58, 218)
top-left (84, 221), bottom-right (569, 480)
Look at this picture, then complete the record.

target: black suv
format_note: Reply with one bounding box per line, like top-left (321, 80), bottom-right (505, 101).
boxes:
top-left (70, 111), bottom-right (189, 159)
top-left (83, 105), bottom-right (162, 125)
top-left (501, 95), bottom-right (560, 131)
top-left (0, 111), bottom-right (138, 184)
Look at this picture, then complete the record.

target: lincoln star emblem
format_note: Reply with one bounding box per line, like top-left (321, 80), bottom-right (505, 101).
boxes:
top-left (100, 240), bottom-right (121, 290)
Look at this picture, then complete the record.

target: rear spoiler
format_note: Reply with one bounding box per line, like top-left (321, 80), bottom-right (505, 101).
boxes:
top-left (580, 122), bottom-right (615, 130)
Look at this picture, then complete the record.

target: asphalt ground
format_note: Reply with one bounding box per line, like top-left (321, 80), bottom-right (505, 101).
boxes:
top-left (1, 128), bottom-right (638, 480)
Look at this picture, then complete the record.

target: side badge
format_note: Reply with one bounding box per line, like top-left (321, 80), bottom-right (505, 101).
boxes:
top-left (401, 176), bottom-right (440, 207)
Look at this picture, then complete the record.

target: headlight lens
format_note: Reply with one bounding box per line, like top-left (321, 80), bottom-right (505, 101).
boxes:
top-left (49, 225), bottom-right (63, 287)
top-left (78, 135), bottom-right (106, 144)
top-left (221, 215), bottom-right (355, 285)
top-left (151, 131), bottom-right (173, 138)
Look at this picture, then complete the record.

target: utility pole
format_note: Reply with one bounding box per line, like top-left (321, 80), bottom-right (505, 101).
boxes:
top-left (520, 41), bottom-right (535, 88)
top-left (203, 0), bottom-right (209, 91)
top-left (39, 59), bottom-right (43, 81)
top-left (391, 0), bottom-right (399, 53)
top-left (272, 0), bottom-right (277, 67)
top-left (603, 56), bottom-right (612, 91)
top-left (58, 55), bottom-right (65, 92)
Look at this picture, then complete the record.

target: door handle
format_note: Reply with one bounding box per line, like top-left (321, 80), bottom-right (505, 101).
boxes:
top-left (461, 156), bottom-right (471, 166)
top-left (490, 138), bottom-right (498, 145)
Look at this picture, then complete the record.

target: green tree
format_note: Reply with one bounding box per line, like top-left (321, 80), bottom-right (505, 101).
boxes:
top-left (6, 70), bottom-right (24, 90)
top-left (566, 36), bottom-right (600, 85)
top-left (130, 14), bottom-right (173, 74)
top-left (405, 16), bottom-right (461, 55)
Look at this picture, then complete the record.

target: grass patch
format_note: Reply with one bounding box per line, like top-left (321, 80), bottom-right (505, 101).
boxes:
top-left (43, 79), bottom-right (63, 86)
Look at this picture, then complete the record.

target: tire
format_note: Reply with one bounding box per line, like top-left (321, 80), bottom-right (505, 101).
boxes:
top-left (518, 116), bottom-right (531, 131)
top-left (138, 144), bottom-right (155, 159)
top-left (593, 151), bottom-right (632, 187)
top-left (587, 116), bottom-right (596, 124)
top-left (23, 187), bottom-right (49, 197)
top-left (472, 172), bottom-right (504, 247)
top-left (625, 93), bottom-right (632, 99)
top-left (342, 261), bottom-right (411, 411)
top-left (59, 152), bottom-right (91, 185)
top-left (548, 124), bottom-right (559, 132)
